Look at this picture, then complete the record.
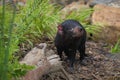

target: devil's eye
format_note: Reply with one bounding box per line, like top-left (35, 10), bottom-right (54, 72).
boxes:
top-left (69, 28), bottom-right (73, 32)
top-left (71, 28), bottom-right (74, 31)
top-left (80, 28), bottom-right (82, 31)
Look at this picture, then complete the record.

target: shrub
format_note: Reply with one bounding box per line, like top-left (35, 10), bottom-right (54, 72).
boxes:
top-left (0, 0), bottom-right (60, 79)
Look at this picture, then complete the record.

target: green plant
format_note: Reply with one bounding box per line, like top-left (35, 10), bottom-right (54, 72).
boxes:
top-left (15, 0), bottom-right (60, 43)
top-left (110, 39), bottom-right (120, 53)
top-left (0, 0), bottom-right (22, 79)
top-left (8, 57), bottom-right (34, 79)
top-left (0, 0), bottom-right (61, 79)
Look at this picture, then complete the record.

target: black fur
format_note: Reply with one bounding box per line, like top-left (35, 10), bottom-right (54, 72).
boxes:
top-left (55, 19), bottom-right (87, 68)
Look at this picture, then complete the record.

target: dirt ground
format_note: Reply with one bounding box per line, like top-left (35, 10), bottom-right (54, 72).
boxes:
top-left (40, 41), bottom-right (120, 80)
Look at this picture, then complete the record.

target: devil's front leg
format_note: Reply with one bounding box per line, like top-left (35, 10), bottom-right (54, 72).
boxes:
top-left (78, 43), bottom-right (87, 65)
top-left (64, 49), bottom-right (76, 70)
top-left (56, 46), bottom-right (64, 60)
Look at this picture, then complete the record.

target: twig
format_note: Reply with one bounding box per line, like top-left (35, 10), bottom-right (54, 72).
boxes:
top-left (60, 67), bottom-right (71, 80)
top-left (92, 73), bottom-right (102, 80)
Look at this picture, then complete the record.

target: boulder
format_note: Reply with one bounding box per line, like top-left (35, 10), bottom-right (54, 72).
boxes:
top-left (61, 2), bottom-right (89, 19)
top-left (92, 4), bottom-right (120, 28)
top-left (91, 4), bottom-right (120, 44)
top-left (61, 1), bottom-right (89, 11)
top-left (89, 0), bottom-right (120, 8)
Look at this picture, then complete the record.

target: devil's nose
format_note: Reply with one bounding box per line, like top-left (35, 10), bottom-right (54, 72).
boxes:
top-left (73, 27), bottom-right (82, 33)
top-left (78, 27), bottom-right (82, 32)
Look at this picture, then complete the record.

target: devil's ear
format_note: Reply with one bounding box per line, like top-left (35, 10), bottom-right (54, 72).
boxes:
top-left (57, 25), bottom-right (63, 35)
top-left (57, 25), bottom-right (63, 31)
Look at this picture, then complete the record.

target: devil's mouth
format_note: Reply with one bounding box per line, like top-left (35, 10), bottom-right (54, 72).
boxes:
top-left (72, 33), bottom-right (81, 37)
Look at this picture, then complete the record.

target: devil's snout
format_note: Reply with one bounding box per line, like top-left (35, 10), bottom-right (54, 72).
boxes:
top-left (72, 27), bottom-right (83, 37)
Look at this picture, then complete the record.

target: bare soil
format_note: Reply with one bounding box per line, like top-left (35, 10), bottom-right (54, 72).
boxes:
top-left (40, 41), bottom-right (120, 80)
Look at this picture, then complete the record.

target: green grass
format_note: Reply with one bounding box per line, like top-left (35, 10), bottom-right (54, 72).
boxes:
top-left (110, 39), bottom-right (120, 53)
top-left (0, 0), bottom-right (19, 79)
top-left (0, 0), bottom-right (60, 79)
top-left (15, 0), bottom-right (60, 41)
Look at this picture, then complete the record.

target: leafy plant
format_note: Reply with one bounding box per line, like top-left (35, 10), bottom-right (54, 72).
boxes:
top-left (0, 0), bottom-right (16, 79)
top-left (15, 0), bottom-right (60, 43)
top-left (8, 57), bottom-right (34, 79)
top-left (110, 39), bottom-right (120, 53)
top-left (0, 0), bottom-right (60, 79)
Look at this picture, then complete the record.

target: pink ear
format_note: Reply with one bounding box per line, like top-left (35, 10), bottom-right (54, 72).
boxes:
top-left (57, 25), bottom-right (63, 35)
top-left (58, 25), bottom-right (62, 31)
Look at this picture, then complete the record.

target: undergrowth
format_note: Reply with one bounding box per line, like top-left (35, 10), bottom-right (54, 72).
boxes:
top-left (0, 0), bottom-right (60, 79)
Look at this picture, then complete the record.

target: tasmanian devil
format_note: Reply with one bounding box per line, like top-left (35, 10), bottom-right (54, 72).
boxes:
top-left (54, 19), bottom-right (87, 70)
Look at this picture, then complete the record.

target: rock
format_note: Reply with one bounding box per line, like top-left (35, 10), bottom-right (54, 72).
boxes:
top-left (89, 0), bottom-right (112, 6)
top-left (61, 1), bottom-right (89, 11)
top-left (91, 4), bottom-right (120, 44)
top-left (105, 0), bottom-right (120, 8)
top-left (92, 4), bottom-right (120, 28)
top-left (61, 2), bottom-right (89, 19)
top-left (105, 53), bottom-right (120, 60)
top-left (50, 0), bottom-right (120, 8)
top-left (46, 49), bottom-right (55, 57)
top-left (50, 0), bottom-right (82, 7)
top-left (20, 43), bottom-right (47, 66)
top-left (89, 0), bottom-right (120, 8)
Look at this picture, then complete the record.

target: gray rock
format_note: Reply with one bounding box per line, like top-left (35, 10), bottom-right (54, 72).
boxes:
top-left (106, 53), bottom-right (120, 60)
top-left (90, 0), bottom-right (120, 8)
